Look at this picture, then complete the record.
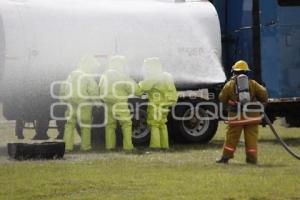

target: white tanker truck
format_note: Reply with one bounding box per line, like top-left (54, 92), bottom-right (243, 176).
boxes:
top-left (0, 0), bottom-right (226, 144)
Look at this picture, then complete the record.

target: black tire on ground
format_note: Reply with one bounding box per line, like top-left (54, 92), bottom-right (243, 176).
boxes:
top-left (171, 100), bottom-right (219, 144)
top-left (7, 142), bottom-right (65, 160)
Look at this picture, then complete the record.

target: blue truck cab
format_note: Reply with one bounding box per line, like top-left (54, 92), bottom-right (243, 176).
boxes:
top-left (212, 0), bottom-right (300, 126)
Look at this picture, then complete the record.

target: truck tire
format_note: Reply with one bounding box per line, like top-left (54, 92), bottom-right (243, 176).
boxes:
top-left (132, 102), bottom-right (150, 145)
top-left (171, 100), bottom-right (218, 143)
top-left (91, 106), bottom-right (105, 149)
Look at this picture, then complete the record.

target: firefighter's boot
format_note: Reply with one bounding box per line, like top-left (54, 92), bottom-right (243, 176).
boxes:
top-left (216, 156), bottom-right (230, 164)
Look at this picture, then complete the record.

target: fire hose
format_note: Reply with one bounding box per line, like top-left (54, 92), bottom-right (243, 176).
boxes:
top-left (227, 111), bottom-right (300, 160)
top-left (263, 112), bottom-right (300, 160)
top-left (228, 72), bottom-right (300, 160)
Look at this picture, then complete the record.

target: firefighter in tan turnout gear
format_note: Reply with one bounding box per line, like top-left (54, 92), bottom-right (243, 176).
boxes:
top-left (217, 60), bottom-right (268, 164)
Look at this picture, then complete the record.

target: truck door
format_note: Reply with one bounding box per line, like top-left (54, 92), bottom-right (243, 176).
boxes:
top-left (259, 0), bottom-right (300, 98)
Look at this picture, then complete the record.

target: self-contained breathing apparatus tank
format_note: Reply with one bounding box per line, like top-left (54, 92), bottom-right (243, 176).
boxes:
top-left (236, 74), bottom-right (251, 106)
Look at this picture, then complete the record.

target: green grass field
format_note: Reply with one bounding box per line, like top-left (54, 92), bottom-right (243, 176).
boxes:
top-left (0, 104), bottom-right (300, 199)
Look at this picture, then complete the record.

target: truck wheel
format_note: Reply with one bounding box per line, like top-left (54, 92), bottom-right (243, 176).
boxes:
top-left (91, 106), bottom-right (105, 149)
top-left (132, 105), bottom-right (150, 145)
top-left (172, 102), bottom-right (218, 143)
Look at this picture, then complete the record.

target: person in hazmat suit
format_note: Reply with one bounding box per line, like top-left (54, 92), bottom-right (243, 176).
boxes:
top-left (216, 60), bottom-right (268, 164)
top-left (99, 55), bottom-right (141, 151)
top-left (139, 57), bottom-right (178, 150)
top-left (60, 55), bottom-right (100, 151)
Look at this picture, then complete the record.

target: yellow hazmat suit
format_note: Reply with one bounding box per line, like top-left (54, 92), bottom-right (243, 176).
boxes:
top-left (61, 55), bottom-right (100, 151)
top-left (99, 55), bottom-right (141, 150)
top-left (139, 57), bottom-right (178, 149)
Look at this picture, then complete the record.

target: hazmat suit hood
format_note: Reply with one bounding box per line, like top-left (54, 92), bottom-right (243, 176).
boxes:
top-left (108, 55), bottom-right (127, 73)
top-left (77, 55), bottom-right (101, 74)
top-left (143, 57), bottom-right (163, 79)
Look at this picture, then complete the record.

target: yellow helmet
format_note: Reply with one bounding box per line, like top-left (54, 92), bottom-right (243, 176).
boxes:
top-left (232, 60), bottom-right (250, 72)
top-left (143, 57), bottom-right (163, 78)
top-left (77, 55), bottom-right (101, 74)
top-left (109, 55), bottom-right (127, 73)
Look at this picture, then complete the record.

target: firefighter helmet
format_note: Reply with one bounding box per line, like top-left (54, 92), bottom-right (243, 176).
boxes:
top-left (232, 60), bottom-right (250, 72)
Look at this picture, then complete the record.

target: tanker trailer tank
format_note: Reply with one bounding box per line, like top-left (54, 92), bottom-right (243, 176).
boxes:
top-left (0, 0), bottom-right (225, 143)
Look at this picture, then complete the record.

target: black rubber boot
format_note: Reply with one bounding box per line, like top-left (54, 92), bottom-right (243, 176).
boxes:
top-left (216, 156), bottom-right (229, 164)
top-left (32, 134), bottom-right (49, 140)
top-left (32, 119), bottom-right (50, 140)
top-left (56, 120), bottom-right (66, 140)
top-left (246, 157), bottom-right (257, 165)
top-left (55, 134), bottom-right (64, 140)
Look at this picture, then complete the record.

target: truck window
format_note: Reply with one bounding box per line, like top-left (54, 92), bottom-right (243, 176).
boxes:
top-left (278, 0), bottom-right (300, 6)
